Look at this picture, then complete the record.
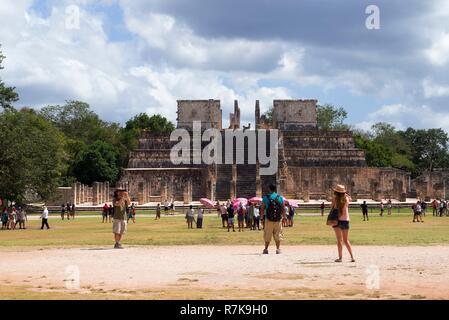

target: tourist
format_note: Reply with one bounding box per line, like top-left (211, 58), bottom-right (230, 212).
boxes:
top-left (387, 199), bottom-right (393, 215)
top-left (185, 205), bottom-right (195, 229)
top-left (41, 205), bottom-right (50, 230)
top-left (164, 199), bottom-right (169, 215)
top-left (171, 200), bottom-right (176, 215)
top-left (15, 206), bottom-right (26, 229)
top-left (155, 203), bottom-right (161, 220)
top-left (443, 200), bottom-right (448, 216)
top-left (379, 201), bottom-right (384, 217)
top-left (71, 203), bottom-right (76, 219)
top-left (288, 204), bottom-right (295, 227)
top-left (421, 200), bottom-right (427, 216)
top-left (1, 208), bottom-right (8, 230)
top-left (330, 185), bottom-right (355, 262)
top-left (261, 183), bottom-right (285, 254)
top-left (102, 203), bottom-right (109, 223)
top-left (60, 204), bottom-right (66, 220)
top-left (413, 201), bottom-right (423, 223)
top-left (245, 204), bottom-right (251, 229)
top-left (66, 202), bottom-right (71, 220)
top-left (282, 203), bottom-right (288, 228)
top-left (108, 205), bottom-right (113, 223)
top-left (432, 199), bottom-right (438, 216)
top-left (126, 203), bottom-right (132, 223)
top-left (197, 207), bottom-right (204, 229)
top-left (237, 204), bottom-right (245, 232)
top-left (8, 206), bottom-right (16, 230)
top-left (227, 203), bottom-right (235, 232)
top-left (253, 205), bottom-right (260, 231)
top-left (439, 200), bottom-right (445, 217)
top-left (361, 201), bottom-right (369, 221)
top-left (320, 202), bottom-right (325, 216)
top-left (248, 204), bottom-right (255, 230)
top-left (220, 203), bottom-right (228, 228)
top-left (112, 189), bottom-right (130, 249)
top-left (131, 203), bottom-right (136, 223)
top-left (66, 203), bottom-right (71, 220)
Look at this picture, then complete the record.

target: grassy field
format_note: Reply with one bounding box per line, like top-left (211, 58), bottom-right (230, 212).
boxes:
top-left (1, 209), bottom-right (448, 247)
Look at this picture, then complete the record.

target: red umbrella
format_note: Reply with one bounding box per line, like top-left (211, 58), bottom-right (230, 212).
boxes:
top-left (200, 198), bottom-right (215, 209)
top-left (248, 197), bottom-right (263, 204)
top-left (232, 198), bottom-right (248, 209)
top-left (285, 199), bottom-right (299, 208)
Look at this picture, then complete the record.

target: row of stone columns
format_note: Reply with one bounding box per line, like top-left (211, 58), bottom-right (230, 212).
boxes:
top-left (92, 181), bottom-right (110, 205)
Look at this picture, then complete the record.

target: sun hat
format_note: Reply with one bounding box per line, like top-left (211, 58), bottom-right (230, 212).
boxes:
top-left (333, 184), bottom-right (347, 194)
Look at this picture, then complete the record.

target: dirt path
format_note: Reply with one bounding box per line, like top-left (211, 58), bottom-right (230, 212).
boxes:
top-left (1, 245), bottom-right (448, 299)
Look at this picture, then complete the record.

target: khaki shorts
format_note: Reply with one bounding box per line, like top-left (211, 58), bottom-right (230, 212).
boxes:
top-left (264, 220), bottom-right (283, 243)
top-left (112, 219), bottom-right (127, 235)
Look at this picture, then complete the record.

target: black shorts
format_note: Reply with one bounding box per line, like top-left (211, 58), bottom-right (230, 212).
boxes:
top-left (237, 215), bottom-right (244, 222)
top-left (333, 220), bottom-right (350, 230)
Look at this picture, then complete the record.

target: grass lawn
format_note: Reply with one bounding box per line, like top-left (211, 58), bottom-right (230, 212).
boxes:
top-left (1, 209), bottom-right (448, 247)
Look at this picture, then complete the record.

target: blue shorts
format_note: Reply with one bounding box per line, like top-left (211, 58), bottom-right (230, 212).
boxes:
top-left (333, 220), bottom-right (350, 230)
top-left (228, 217), bottom-right (234, 224)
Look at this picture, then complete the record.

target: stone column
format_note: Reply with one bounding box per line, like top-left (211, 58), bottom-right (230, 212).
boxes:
top-left (183, 179), bottom-right (192, 204)
top-left (105, 181), bottom-right (110, 203)
top-left (73, 183), bottom-right (78, 205)
top-left (303, 190), bottom-right (310, 203)
top-left (92, 182), bottom-right (99, 205)
top-left (230, 164), bottom-right (237, 199)
top-left (76, 182), bottom-right (82, 204)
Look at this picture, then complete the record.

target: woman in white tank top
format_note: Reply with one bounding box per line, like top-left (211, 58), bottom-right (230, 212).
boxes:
top-left (331, 184), bottom-right (355, 263)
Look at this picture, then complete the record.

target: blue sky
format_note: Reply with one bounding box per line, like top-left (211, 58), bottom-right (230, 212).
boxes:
top-left (1, 0), bottom-right (449, 131)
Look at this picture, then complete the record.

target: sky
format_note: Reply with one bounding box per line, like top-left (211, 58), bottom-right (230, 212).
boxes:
top-left (1, 0), bottom-right (449, 131)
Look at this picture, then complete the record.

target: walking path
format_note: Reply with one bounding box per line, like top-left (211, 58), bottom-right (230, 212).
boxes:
top-left (1, 245), bottom-right (448, 299)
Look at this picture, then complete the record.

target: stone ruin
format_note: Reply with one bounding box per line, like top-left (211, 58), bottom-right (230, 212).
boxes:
top-left (118, 99), bottom-right (412, 204)
top-left (50, 181), bottom-right (111, 206)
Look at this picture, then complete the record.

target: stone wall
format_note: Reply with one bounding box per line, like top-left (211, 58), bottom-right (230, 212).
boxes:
top-left (413, 170), bottom-right (449, 200)
top-left (282, 167), bottom-right (409, 201)
top-left (177, 99), bottom-right (222, 130)
top-left (273, 100), bottom-right (318, 130)
top-left (120, 168), bottom-right (207, 203)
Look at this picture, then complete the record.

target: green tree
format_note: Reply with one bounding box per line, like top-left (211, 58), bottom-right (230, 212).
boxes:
top-left (355, 135), bottom-right (393, 167)
top-left (0, 109), bottom-right (65, 203)
top-left (72, 141), bottom-right (120, 185)
top-left (125, 113), bottom-right (175, 133)
top-left (316, 104), bottom-right (348, 130)
top-left (0, 45), bottom-right (19, 111)
top-left (121, 113), bottom-right (175, 153)
top-left (261, 107), bottom-right (273, 124)
top-left (402, 128), bottom-right (449, 173)
top-left (40, 101), bottom-right (128, 182)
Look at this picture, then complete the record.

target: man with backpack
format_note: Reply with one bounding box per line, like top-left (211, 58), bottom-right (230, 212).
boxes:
top-left (260, 184), bottom-right (286, 254)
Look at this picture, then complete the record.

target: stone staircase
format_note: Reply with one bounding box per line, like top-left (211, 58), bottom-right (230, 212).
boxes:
top-left (236, 164), bottom-right (257, 198)
top-left (216, 164), bottom-right (232, 200)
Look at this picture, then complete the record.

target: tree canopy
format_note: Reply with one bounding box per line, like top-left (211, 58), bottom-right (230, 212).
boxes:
top-left (316, 104), bottom-right (348, 130)
top-left (0, 45), bottom-right (19, 111)
top-left (0, 109), bottom-right (65, 203)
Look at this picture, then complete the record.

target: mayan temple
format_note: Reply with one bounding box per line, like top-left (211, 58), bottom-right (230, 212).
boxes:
top-left (118, 99), bottom-right (409, 204)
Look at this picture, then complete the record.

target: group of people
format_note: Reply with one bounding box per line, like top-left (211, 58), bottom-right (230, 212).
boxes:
top-left (60, 203), bottom-right (76, 220)
top-left (102, 202), bottom-right (136, 223)
top-left (431, 199), bottom-right (449, 217)
top-left (214, 199), bottom-right (295, 233)
top-left (1, 205), bottom-right (27, 230)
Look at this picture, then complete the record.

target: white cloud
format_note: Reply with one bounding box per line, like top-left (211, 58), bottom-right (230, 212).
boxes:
top-left (425, 32), bottom-right (449, 66)
top-left (365, 104), bottom-right (449, 132)
top-left (423, 78), bottom-right (449, 98)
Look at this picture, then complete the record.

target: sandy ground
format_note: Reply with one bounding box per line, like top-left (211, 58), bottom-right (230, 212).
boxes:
top-left (1, 245), bottom-right (449, 299)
